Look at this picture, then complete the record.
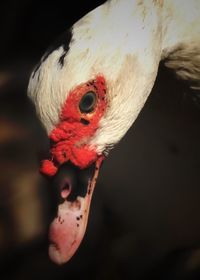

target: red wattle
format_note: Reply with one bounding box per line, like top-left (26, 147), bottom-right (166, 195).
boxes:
top-left (40, 160), bottom-right (58, 176)
top-left (41, 75), bottom-right (107, 176)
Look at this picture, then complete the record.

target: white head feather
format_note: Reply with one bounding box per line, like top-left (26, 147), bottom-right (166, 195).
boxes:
top-left (28, 0), bottom-right (200, 154)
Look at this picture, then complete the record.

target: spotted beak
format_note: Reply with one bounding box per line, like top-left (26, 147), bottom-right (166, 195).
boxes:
top-left (48, 157), bottom-right (103, 265)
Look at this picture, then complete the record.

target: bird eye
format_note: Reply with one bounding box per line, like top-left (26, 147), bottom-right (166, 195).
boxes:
top-left (79, 91), bottom-right (97, 113)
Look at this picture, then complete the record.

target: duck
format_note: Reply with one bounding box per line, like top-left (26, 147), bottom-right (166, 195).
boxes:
top-left (28, 0), bottom-right (200, 265)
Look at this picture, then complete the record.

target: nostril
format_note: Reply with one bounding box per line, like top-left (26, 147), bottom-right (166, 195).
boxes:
top-left (61, 181), bottom-right (71, 199)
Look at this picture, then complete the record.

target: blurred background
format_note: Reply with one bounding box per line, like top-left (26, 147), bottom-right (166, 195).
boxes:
top-left (0, 0), bottom-right (200, 279)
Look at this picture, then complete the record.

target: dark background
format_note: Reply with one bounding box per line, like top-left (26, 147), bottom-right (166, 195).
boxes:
top-left (0, 0), bottom-right (200, 279)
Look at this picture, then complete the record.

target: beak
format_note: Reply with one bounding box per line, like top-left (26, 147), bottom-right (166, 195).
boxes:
top-left (48, 157), bottom-right (103, 265)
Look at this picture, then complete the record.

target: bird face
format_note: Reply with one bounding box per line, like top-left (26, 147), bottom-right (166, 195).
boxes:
top-left (41, 75), bottom-right (107, 175)
top-left (38, 75), bottom-right (108, 264)
top-left (28, 0), bottom-right (161, 265)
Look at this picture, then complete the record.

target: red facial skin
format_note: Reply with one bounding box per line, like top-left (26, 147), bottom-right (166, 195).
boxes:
top-left (40, 75), bottom-right (107, 176)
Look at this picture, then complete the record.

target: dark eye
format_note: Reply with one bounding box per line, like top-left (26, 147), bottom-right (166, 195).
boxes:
top-left (79, 91), bottom-right (97, 113)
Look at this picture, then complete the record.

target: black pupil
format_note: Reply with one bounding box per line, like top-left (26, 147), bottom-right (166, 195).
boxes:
top-left (79, 91), bottom-right (96, 113)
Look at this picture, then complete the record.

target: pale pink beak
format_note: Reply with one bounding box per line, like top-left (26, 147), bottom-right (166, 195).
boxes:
top-left (48, 157), bottom-right (103, 265)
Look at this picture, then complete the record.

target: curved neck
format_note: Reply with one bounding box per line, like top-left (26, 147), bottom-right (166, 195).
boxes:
top-left (92, 0), bottom-right (200, 150)
top-left (91, 1), bottom-right (165, 150)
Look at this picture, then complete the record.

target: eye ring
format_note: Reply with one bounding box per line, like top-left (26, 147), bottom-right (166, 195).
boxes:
top-left (79, 91), bottom-right (97, 113)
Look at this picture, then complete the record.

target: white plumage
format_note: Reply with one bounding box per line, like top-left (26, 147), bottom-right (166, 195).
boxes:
top-left (28, 0), bottom-right (200, 264)
top-left (28, 0), bottom-right (200, 153)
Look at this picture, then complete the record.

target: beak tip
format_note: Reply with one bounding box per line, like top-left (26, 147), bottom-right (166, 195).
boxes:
top-left (49, 243), bottom-right (68, 265)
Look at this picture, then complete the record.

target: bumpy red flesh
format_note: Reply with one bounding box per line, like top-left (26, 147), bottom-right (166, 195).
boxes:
top-left (41, 75), bottom-right (107, 176)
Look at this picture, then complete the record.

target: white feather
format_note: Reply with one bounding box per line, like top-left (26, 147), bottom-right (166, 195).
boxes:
top-left (28, 0), bottom-right (200, 154)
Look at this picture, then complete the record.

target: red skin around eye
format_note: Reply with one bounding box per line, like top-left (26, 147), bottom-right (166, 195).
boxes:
top-left (41, 75), bottom-right (107, 176)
